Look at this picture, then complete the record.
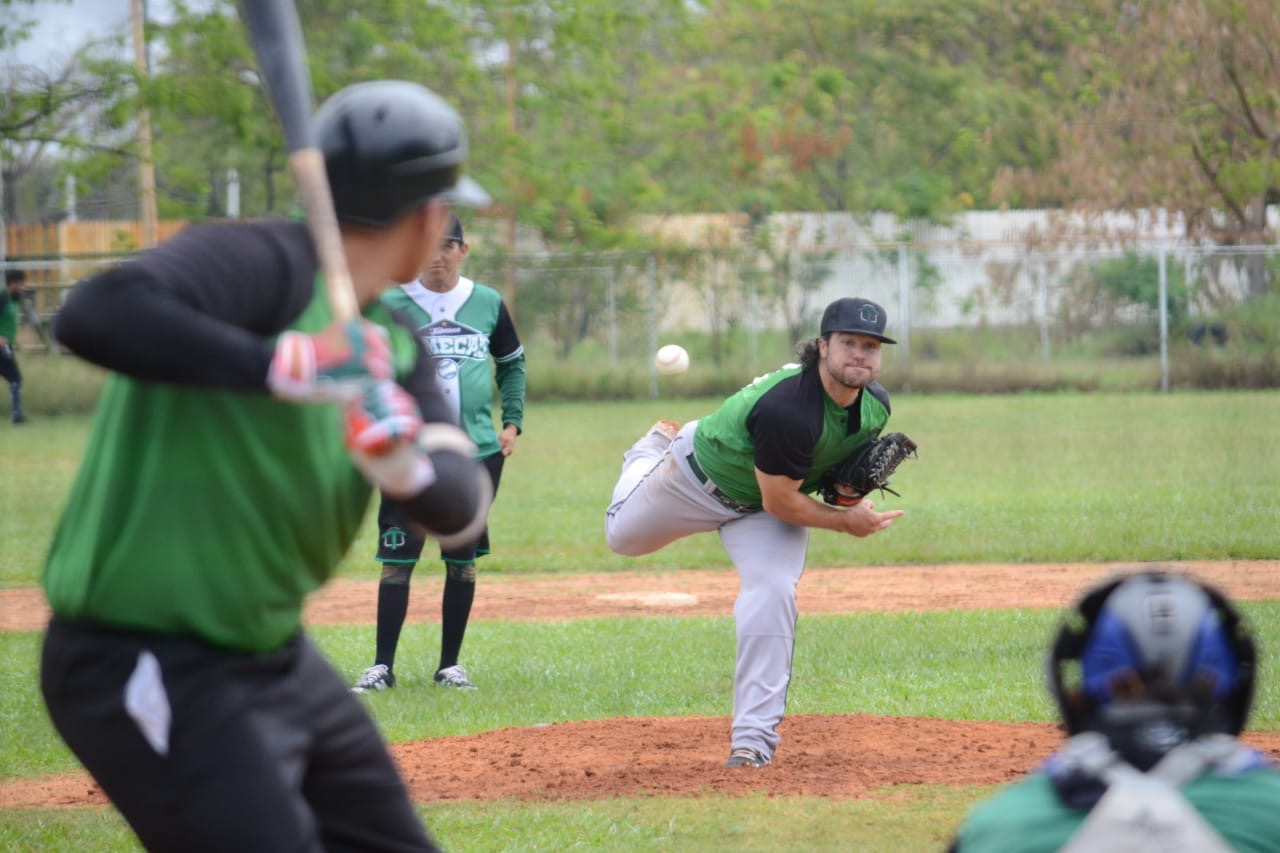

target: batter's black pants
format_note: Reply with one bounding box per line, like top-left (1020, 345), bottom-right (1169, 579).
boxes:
top-left (41, 618), bottom-right (440, 853)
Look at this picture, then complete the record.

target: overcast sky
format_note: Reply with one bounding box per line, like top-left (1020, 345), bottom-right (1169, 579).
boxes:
top-left (7, 0), bottom-right (180, 68)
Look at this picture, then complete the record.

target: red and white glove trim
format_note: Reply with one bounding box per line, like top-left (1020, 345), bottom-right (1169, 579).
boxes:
top-left (267, 321), bottom-right (393, 403)
top-left (349, 442), bottom-right (437, 499)
top-left (267, 331), bottom-right (319, 401)
top-left (344, 382), bottom-right (423, 455)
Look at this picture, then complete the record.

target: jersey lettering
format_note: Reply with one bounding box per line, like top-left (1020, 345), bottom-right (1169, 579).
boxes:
top-left (417, 319), bottom-right (490, 362)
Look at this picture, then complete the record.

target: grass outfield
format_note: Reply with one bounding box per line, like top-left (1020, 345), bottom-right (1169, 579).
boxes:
top-left (1, 790), bottom-right (985, 851)
top-left (1, 391), bottom-right (1278, 850)
top-left (2, 391), bottom-right (1278, 586)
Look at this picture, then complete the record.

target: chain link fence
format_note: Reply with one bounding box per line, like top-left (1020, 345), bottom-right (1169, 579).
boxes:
top-left (467, 236), bottom-right (1277, 391)
top-left (6, 211), bottom-right (1277, 392)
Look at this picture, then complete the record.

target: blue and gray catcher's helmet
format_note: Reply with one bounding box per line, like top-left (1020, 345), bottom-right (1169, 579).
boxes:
top-left (1048, 569), bottom-right (1256, 770)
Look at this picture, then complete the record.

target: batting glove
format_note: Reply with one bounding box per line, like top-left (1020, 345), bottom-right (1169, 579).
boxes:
top-left (267, 318), bottom-right (392, 403)
top-left (344, 381), bottom-right (423, 455)
top-left (345, 381), bottom-right (436, 498)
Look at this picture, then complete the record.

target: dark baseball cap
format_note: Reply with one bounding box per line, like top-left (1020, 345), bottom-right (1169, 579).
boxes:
top-left (820, 297), bottom-right (896, 344)
top-left (445, 212), bottom-right (465, 243)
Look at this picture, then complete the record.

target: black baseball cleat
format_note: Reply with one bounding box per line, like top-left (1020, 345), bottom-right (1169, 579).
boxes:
top-left (725, 747), bottom-right (770, 768)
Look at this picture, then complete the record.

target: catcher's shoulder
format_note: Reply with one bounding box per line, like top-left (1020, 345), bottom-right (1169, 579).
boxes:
top-left (867, 381), bottom-right (891, 413)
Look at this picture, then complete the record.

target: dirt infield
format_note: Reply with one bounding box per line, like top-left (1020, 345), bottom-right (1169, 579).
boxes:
top-left (4, 560), bottom-right (1279, 809)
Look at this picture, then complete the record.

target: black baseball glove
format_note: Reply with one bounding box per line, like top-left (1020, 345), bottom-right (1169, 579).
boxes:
top-left (819, 432), bottom-right (918, 506)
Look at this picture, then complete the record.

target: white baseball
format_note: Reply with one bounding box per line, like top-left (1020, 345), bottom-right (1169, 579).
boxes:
top-left (655, 344), bottom-right (690, 376)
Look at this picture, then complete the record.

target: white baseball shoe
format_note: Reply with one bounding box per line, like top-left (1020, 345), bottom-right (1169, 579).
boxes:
top-left (351, 664), bottom-right (395, 693)
top-left (434, 664), bottom-right (476, 689)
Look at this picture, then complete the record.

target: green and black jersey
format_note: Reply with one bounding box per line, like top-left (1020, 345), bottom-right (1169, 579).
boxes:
top-left (693, 364), bottom-right (891, 506)
top-left (43, 221), bottom-right (444, 652)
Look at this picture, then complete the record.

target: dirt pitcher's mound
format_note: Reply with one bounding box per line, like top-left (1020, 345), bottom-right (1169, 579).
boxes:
top-left (393, 715), bottom-right (1069, 802)
top-left (6, 715), bottom-right (1280, 810)
top-left (393, 715), bottom-right (1280, 803)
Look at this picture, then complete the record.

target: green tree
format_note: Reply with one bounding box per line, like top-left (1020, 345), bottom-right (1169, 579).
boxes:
top-left (1, 0), bottom-right (133, 223)
top-left (141, 4), bottom-right (274, 218)
top-left (1063, 251), bottom-right (1190, 332)
top-left (665, 0), bottom-right (1072, 218)
top-left (136, 0), bottom-right (483, 220)
top-left (1021, 0), bottom-right (1279, 295)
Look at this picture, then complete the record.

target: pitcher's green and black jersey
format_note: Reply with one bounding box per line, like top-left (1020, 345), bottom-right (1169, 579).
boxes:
top-left (692, 364), bottom-right (891, 506)
top-left (43, 220), bottom-right (446, 653)
top-left (382, 276), bottom-right (525, 458)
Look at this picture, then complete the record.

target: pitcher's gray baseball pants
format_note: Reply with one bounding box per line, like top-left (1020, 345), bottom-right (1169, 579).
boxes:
top-left (605, 420), bottom-right (806, 761)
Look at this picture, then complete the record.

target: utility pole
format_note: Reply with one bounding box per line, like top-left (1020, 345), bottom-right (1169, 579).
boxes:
top-left (131, 0), bottom-right (158, 247)
top-left (1, 88), bottom-right (8, 263)
top-left (503, 33), bottom-right (518, 319)
top-left (0, 145), bottom-right (6, 266)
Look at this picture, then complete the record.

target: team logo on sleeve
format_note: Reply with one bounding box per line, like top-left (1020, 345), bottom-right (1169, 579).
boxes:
top-left (381, 528), bottom-right (408, 551)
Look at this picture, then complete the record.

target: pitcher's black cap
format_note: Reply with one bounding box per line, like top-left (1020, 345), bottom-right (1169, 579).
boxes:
top-left (820, 297), bottom-right (896, 344)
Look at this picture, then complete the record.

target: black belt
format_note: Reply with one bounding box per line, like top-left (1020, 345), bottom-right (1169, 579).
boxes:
top-left (685, 453), bottom-right (761, 514)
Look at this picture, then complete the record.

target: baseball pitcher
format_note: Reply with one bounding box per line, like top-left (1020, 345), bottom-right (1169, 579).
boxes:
top-left (606, 297), bottom-right (915, 769)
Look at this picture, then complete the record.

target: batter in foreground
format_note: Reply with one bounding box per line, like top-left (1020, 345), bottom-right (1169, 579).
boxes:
top-left (39, 81), bottom-right (490, 852)
top-left (605, 296), bottom-right (906, 769)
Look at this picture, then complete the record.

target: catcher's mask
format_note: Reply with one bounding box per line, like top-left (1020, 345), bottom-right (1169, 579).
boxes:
top-left (1047, 569), bottom-right (1255, 771)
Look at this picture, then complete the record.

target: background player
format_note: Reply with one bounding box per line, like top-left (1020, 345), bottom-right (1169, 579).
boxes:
top-left (605, 297), bottom-right (905, 769)
top-left (1, 268), bottom-right (28, 423)
top-left (950, 569), bottom-right (1280, 851)
top-left (353, 212), bottom-right (526, 693)
top-left (40, 80), bottom-right (489, 852)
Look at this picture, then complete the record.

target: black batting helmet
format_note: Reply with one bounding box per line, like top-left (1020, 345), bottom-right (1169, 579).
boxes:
top-left (315, 80), bottom-right (490, 228)
top-left (1047, 568), bottom-right (1256, 769)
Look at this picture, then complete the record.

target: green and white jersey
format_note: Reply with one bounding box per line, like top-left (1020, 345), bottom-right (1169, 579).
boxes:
top-left (955, 763), bottom-right (1280, 852)
top-left (383, 276), bottom-right (525, 459)
top-left (692, 364), bottom-right (892, 506)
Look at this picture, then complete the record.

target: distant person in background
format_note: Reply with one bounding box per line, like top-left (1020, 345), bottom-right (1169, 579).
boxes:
top-left (949, 569), bottom-right (1280, 852)
top-left (1, 268), bottom-right (28, 424)
top-left (353, 212), bottom-right (526, 693)
top-left (1189, 321), bottom-right (1228, 347)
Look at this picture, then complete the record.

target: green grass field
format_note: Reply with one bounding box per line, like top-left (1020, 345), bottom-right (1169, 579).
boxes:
top-left (1, 391), bottom-right (1278, 850)
top-left (3, 391), bottom-right (1278, 586)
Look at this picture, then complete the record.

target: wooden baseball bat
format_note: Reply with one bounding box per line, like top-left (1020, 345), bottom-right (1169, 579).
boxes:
top-left (239, 0), bottom-right (358, 321)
